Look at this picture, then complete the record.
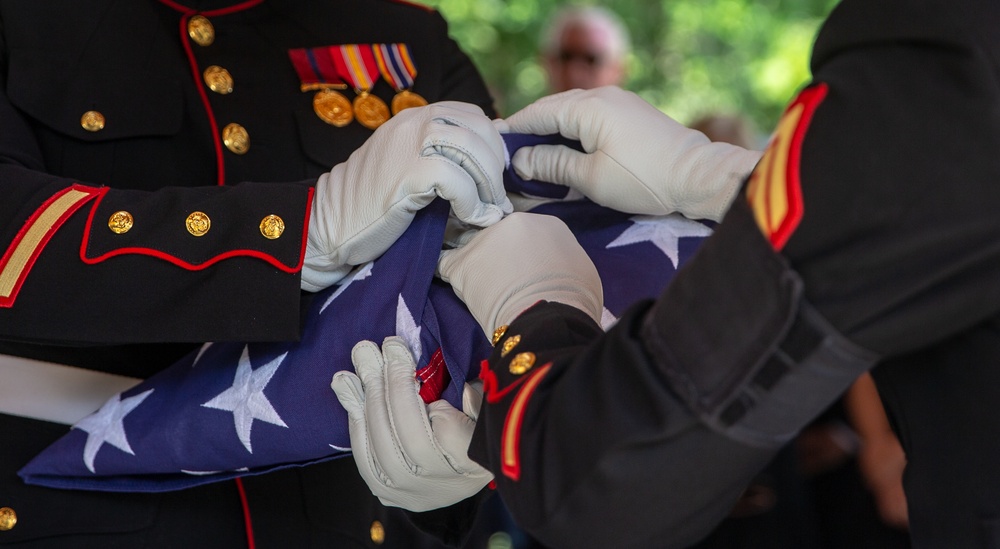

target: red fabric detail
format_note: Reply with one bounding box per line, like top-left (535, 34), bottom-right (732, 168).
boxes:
top-left (77, 189), bottom-right (310, 273)
top-left (176, 12), bottom-right (226, 186)
top-left (416, 347), bottom-right (451, 404)
top-left (288, 49), bottom-right (346, 87)
top-left (155, 0), bottom-right (266, 186)
top-left (233, 477), bottom-right (256, 549)
top-left (478, 360), bottom-right (496, 397)
top-left (298, 187), bottom-right (314, 269)
top-left (287, 48), bottom-right (321, 86)
top-left (311, 48), bottom-right (343, 87)
top-left (480, 359), bottom-right (531, 404)
top-left (500, 363), bottom-right (552, 481)
top-left (487, 480), bottom-right (497, 490)
top-left (329, 46), bottom-right (351, 86)
top-left (770, 83), bottom-right (828, 250)
top-left (384, 0), bottom-right (434, 12)
top-left (157, 0), bottom-right (265, 17)
top-left (357, 45), bottom-right (382, 86)
top-left (0, 185), bottom-right (102, 308)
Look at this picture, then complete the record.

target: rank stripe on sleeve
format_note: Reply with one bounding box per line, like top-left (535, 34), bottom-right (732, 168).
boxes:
top-left (501, 362), bottom-right (552, 481)
top-left (746, 83), bottom-right (827, 251)
top-left (0, 185), bottom-right (102, 307)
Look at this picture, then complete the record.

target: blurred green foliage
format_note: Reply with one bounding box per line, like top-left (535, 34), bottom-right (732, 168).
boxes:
top-left (423, 0), bottom-right (839, 137)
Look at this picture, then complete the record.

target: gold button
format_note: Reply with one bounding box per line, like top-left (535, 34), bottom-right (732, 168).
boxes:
top-left (509, 352), bottom-right (536, 375)
top-left (188, 15), bottom-right (215, 46)
top-left (203, 65), bottom-right (234, 94)
top-left (491, 325), bottom-right (508, 346)
top-left (186, 211), bottom-right (211, 237)
top-left (81, 111), bottom-right (105, 132)
top-left (259, 215), bottom-right (285, 239)
top-left (108, 211), bottom-right (134, 234)
top-left (369, 520), bottom-right (385, 544)
top-left (500, 334), bottom-right (521, 358)
top-left (222, 123), bottom-right (249, 155)
top-left (0, 507), bottom-right (15, 531)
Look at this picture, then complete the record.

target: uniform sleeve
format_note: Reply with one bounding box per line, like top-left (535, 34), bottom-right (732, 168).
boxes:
top-left (780, 0), bottom-right (1000, 355)
top-left (467, 299), bottom-right (781, 549)
top-left (0, 50), bottom-right (311, 345)
top-left (468, 3), bottom-right (1000, 547)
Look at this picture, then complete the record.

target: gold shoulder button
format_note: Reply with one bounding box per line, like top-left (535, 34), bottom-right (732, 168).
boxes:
top-left (500, 334), bottom-right (521, 357)
top-left (509, 352), bottom-right (536, 375)
top-left (369, 520), bottom-right (385, 544)
top-left (81, 111), bottom-right (105, 132)
top-left (222, 123), bottom-right (249, 155)
top-left (0, 507), bottom-right (16, 531)
top-left (259, 215), bottom-right (285, 239)
top-left (108, 211), bottom-right (134, 234)
top-left (186, 211), bottom-right (211, 237)
top-left (188, 15), bottom-right (215, 46)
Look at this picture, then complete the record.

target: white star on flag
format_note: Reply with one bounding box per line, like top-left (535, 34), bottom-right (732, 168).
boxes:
top-left (202, 347), bottom-right (288, 454)
top-left (601, 308), bottom-right (619, 331)
top-left (607, 214), bottom-right (713, 267)
top-left (321, 262), bottom-right (374, 314)
top-left (192, 341), bottom-right (214, 367)
top-left (396, 294), bottom-right (422, 361)
top-left (74, 389), bottom-right (154, 473)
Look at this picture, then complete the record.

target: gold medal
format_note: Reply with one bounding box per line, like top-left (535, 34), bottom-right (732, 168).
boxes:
top-left (391, 90), bottom-right (428, 115)
top-left (313, 89), bottom-right (353, 127)
top-left (353, 91), bottom-right (390, 130)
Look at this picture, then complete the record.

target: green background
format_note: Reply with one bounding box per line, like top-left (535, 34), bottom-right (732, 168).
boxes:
top-left (424, 0), bottom-right (839, 139)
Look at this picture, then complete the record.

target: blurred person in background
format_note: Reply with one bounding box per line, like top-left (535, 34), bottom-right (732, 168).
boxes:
top-left (540, 5), bottom-right (631, 92)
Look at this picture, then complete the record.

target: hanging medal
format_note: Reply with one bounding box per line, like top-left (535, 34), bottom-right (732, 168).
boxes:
top-left (332, 45), bottom-right (390, 130)
top-left (373, 43), bottom-right (428, 115)
top-left (288, 47), bottom-right (353, 127)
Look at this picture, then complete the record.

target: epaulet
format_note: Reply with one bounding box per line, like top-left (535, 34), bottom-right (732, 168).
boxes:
top-left (380, 0), bottom-right (435, 13)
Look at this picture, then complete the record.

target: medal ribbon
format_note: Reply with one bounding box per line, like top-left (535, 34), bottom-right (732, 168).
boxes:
top-left (288, 47), bottom-right (346, 90)
top-left (373, 43), bottom-right (417, 91)
top-left (332, 44), bottom-right (380, 91)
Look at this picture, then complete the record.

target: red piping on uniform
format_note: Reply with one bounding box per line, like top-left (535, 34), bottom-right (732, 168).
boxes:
top-left (234, 478), bottom-right (256, 549)
top-left (157, 0), bottom-right (266, 17)
top-left (156, 0), bottom-right (266, 186)
top-left (500, 363), bottom-right (552, 481)
top-left (385, 0), bottom-right (433, 12)
top-left (176, 12), bottom-right (225, 186)
top-left (299, 188), bottom-right (314, 269)
top-left (0, 185), bottom-right (102, 308)
top-left (766, 83), bottom-right (827, 251)
top-left (78, 188), bottom-right (314, 273)
top-left (775, 83), bottom-right (827, 250)
top-left (479, 360), bottom-right (532, 404)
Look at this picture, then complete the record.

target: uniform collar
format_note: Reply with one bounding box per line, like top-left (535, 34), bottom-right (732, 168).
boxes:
top-left (156, 0), bottom-right (267, 15)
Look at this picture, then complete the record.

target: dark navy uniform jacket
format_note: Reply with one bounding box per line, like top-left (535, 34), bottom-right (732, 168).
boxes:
top-left (0, 0), bottom-right (493, 546)
top-left (469, 0), bottom-right (1000, 547)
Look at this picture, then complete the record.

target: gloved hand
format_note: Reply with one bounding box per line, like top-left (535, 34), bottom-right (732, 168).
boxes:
top-left (302, 102), bottom-right (512, 291)
top-left (499, 86), bottom-right (762, 222)
top-left (437, 212), bottom-right (603, 339)
top-left (331, 336), bottom-right (493, 512)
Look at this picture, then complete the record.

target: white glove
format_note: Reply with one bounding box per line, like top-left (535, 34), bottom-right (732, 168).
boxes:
top-left (302, 102), bottom-right (513, 291)
top-left (501, 86), bottom-right (762, 222)
top-left (331, 336), bottom-right (493, 512)
top-left (437, 212), bottom-right (603, 339)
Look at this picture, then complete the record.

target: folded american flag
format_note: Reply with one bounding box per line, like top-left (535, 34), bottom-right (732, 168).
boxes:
top-left (19, 135), bottom-right (713, 492)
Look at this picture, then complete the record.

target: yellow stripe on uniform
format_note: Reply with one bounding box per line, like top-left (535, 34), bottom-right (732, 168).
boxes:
top-left (1, 187), bottom-right (96, 305)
